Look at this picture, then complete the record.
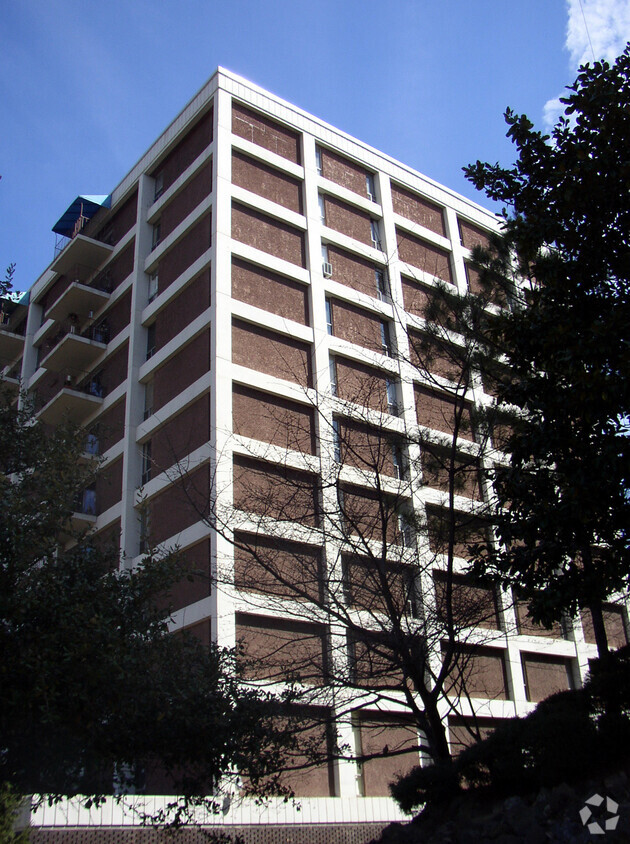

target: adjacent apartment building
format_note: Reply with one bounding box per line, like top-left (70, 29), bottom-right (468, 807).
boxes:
top-left (2, 68), bottom-right (628, 840)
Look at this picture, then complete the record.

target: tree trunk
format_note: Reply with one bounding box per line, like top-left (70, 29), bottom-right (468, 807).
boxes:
top-left (587, 599), bottom-right (609, 658)
top-left (423, 701), bottom-right (452, 764)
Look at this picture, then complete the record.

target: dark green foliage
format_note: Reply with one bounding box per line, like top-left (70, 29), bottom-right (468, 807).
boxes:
top-left (0, 783), bottom-right (29, 844)
top-left (389, 763), bottom-right (459, 815)
top-left (462, 47), bottom-right (630, 655)
top-left (391, 646), bottom-right (630, 814)
top-left (0, 386), bottom-right (291, 816)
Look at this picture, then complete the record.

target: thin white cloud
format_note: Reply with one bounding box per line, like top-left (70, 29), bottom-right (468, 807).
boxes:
top-left (544, 0), bottom-right (630, 127)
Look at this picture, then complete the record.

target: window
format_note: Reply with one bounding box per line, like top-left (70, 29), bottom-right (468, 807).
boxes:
top-left (151, 221), bottom-right (161, 250)
top-left (141, 441), bottom-right (152, 485)
top-left (332, 418), bottom-right (341, 462)
top-left (380, 321), bottom-right (392, 356)
top-left (326, 299), bottom-right (333, 335)
top-left (315, 147), bottom-right (323, 176)
top-left (322, 243), bottom-right (332, 277)
top-left (78, 485), bottom-right (97, 516)
top-left (318, 194), bottom-right (326, 225)
top-left (375, 268), bottom-right (388, 301)
top-left (148, 271), bottom-right (159, 303)
top-left (143, 380), bottom-right (154, 421)
top-left (370, 219), bottom-right (382, 250)
top-left (391, 443), bottom-right (405, 480)
top-left (366, 173), bottom-right (376, 202)
top-left (386, 379), bottom-right (398, 415)
top-left (92, 320), bottom-right (109, 344)
top-left (403, 568), bottom-right (419, 617)
top-left (329, 358), bottom-right (338, 396)
top-left (85, 433), bottom-right (100, 456)
top-left (398, 513), bottom-right (413, 548)
top-left (146, 323), bottom-right (156, 360)
top-left (154, 171), bottom-right (164, 202)
top-left (87, 372), bottom-right (104, 398)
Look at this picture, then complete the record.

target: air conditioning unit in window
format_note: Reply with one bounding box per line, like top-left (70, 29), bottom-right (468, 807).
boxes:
top-left (322, 262), bottom-right (333, 278)
top-left (367, 191), bottom-right (376, 203)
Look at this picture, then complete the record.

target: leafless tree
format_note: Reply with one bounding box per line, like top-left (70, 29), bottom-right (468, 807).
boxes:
top-left (156, 263), bottom-right (515, 791)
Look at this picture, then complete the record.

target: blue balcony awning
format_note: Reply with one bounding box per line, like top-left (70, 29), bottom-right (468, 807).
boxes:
top-left (52, 195), bottom-right (111, 237)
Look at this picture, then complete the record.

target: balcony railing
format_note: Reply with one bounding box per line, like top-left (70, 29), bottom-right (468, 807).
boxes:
top-left (37, 381), bottom-right (105, 426)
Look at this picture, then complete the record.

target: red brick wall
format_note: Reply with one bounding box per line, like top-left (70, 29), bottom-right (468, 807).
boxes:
top-left (407, 329), bottom-right (461, 382)
top-left (169, 538), bottom-right (211, 611)
top-left (433, 572), bottom-right (500, 629)
top-left (445, 646), bottom-right (509, 700)
top-left (91, 397), bottom-right (126, 452)
top-left (345, 557), bottom-right (416, 617)
top-left (522, 654), bottom-right (572, 702)
top-left (448, 716), bottom-right (502, 755)
top-left (319, 148), bottom-right (370, 197)
top-left (233, 455), bottom-right (320, 527)
top-left (420, 444), bottom-right (482, 500)
top-left (236, 614), bottom-right (327, 684)
top-left (516, 600), bottom-right (564, 638)
top-left (160, 163), bottom-right (212, 239)
top-left (231, 258), bottom-right (309, 324)
top-left (153, 330), bottom-right (210, 411)
top-left (329, 298), bottom-right (386, 353)
top-left (340, 485), bottom-right (400, 544)
top-left (391, 184), bottom-right (446, 237)
top-left (156, 109), bottom-right (213, 194)
top-left (232, 319), bottom-right (312, 388)
top-left (232, 102), bottom-right (301, 164)
top-left (80, 342), bottom-right (128, 397)
top-left (150, 464), bottom-right (210, 545)
top-left (233, 384), bottom-right (316, 454)
top-left (155, 272), bottom-right (210, 348)
top-left (152, 394), bottom-right (210, 471)
top-left (96, 456), bottom-right (123, 513)
top-left (100, 290), bottom-right (131, 340)
top-left (101, 241), bottom-right (135, 292)
top-left (358, 715), bottom-right (420, 797)
top-left (427, 507), bottom-right (487, 559)
top-left (233, 532), bottom-right (323, 602)
top-left (232, 151), bottom-right (303, 213)
top-left (397, 229), bottom-right (453, 283)
top-left (582, 605), bottom-right (628, 649)
top-left (335, 357), bottom-right (393, 413)
top-left (158, 214), bottom-right (212, 291)
top-left (401, 276), bottom-right (441, 317)
top-left (232, 203), bottom-right (306, 267)
top-left (38, 275), bottom-right (70, 312)
top-left (322, 195), bottom-right (373, 246)
top-left (327, 245), bottom-right (382, 298)
top-left (414, 384), bottom-right (475, 440)
top-left (459, 218), bottom-right (492, 251)
top-left (96, 190), bottom-right (138, 246)
top-left (335, 419), bottom-right (398, 477)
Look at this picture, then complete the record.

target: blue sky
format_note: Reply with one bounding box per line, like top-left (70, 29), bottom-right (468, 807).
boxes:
top-left (1, 0), bottom-right (629, 293)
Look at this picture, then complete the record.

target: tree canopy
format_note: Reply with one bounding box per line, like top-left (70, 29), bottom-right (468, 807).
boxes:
top-left (0, 342), bottom-right (291, 822)
top-left (463, 46), bottom-right (630, 654)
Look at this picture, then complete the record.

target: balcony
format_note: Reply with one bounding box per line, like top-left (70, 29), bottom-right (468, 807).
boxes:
top-left (0, 325), bottom-right (25, 362)
top-left (0, 373), bottom-right (20, 398)
top-left (37, 385), bottom-right (104, 426)
top-left (39, 331), bottom-right (106, 374)
top-left (45, 281), bottom-right (110, 327)
top-left (51, 233), bottom-right (113, 278)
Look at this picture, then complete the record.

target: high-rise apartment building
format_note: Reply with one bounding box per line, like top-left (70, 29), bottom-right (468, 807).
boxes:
top-left (3, 68), bottom-right (628, 841)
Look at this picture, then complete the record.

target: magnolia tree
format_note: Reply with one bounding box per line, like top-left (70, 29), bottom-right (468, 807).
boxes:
top-left (462, 47), bottom-right (630, 657)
